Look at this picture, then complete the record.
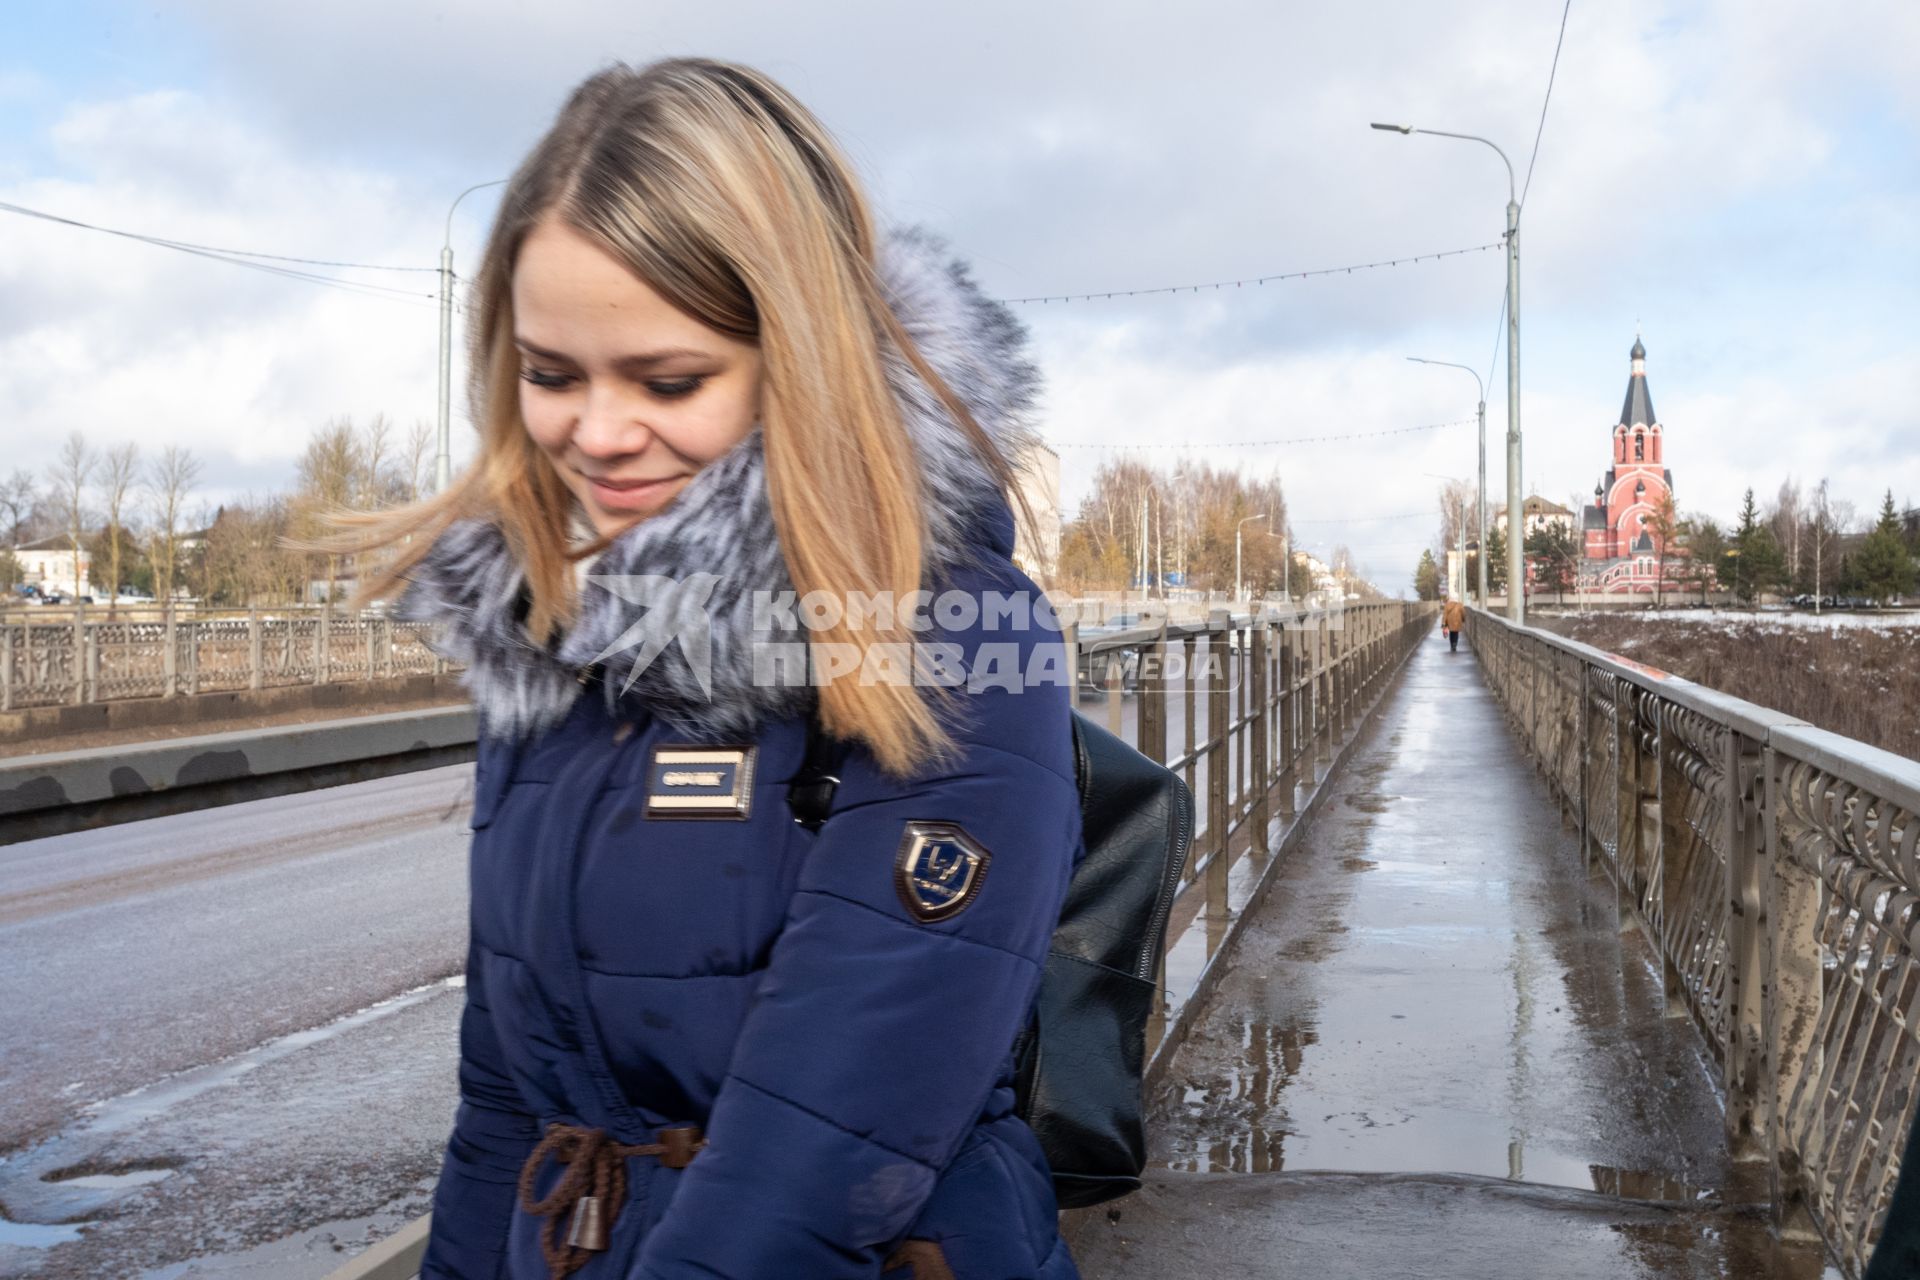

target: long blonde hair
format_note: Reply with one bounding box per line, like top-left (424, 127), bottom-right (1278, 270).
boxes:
top-left (320, 58), bottom-right (1027, 776)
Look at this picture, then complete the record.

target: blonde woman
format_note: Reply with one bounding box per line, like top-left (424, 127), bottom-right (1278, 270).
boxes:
top-left (341, 59), bottom-right (1081, 1279)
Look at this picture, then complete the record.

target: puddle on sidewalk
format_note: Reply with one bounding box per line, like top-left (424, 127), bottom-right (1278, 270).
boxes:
top-left (0, 1212), bottom-right (85, 1248)
top-left (53, 1169), bottom-right (173, 1191)
top-left (1160, 1010), bottom-right (1720, 1204)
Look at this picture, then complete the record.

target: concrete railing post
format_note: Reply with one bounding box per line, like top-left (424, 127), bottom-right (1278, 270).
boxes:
top-left (1181, 633), bottom-right (1198, 813)
top-left (1724, 727), bottom-right (1768, 1161)
top-left (1142, 622), bottom-right (1168, 766)
top-left (187, 619), bottom-right (200, 696)
top-left (162, 606), bottom-right (177, 699)
top-left (1576, 660), bottom-right (1593, 872)
top-left (1276, 623), bottom-right (1296, 816)
top-left (85, 619), bottom-right (99, 704)
top-left (1761, 747), bottom-right (1825, 1239)
top-left (1, 622), bottom-right (12, 713)
top-left (249, 609), bottom-right (263, 691)
top-left (71, 605), bottom-right (85, 706)
top-left (1251, 623), bottom-right (1270, 856)
top-left (1614, 683), bottom-right (1641, 933)
top-left (1316, 614), bottom-right (1332, 764)
top-left (1105, 651), bottom-right (1124, 738)
top-left (1206, 615), bottom-right (1231, 919)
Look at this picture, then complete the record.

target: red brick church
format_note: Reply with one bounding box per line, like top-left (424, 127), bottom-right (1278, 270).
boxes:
top-left (1580, 338), bottom-right (1686, 593)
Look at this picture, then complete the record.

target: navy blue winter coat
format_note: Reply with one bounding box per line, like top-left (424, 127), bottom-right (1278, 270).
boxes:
top-left (399, 228), bottom-right (1084, 1279)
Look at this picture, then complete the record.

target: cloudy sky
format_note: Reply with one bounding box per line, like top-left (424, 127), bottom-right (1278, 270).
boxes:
top-left (4, 0), bottom-right (1915, 590)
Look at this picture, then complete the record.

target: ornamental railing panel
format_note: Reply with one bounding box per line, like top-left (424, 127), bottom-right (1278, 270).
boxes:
top-left (1467, 607), bottom-right (1920, 1278)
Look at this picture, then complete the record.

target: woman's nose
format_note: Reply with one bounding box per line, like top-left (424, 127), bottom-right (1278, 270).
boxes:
top-left (571, 385), bottom-right (654, 459)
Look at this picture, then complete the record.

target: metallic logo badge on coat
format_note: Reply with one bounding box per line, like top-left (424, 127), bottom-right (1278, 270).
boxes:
top-left (645, 745), bottom-right (757, 820)
top-left (894, 821), bottom-right (991, 923)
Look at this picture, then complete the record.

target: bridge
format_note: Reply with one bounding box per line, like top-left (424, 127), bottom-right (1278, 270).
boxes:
top-left (1, 602), bottom-right (1914, 1279)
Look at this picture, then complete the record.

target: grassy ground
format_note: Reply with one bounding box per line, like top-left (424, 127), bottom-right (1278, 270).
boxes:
top-left (1530, 611), bottom-right (1920, 761)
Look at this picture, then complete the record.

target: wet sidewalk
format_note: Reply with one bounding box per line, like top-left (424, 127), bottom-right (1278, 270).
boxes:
top-left (1070, 632), bottom-right (1837, 1279)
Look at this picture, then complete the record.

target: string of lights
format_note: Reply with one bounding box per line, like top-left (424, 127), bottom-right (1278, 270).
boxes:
top-left (1051, 417), bottom-right (1474, 450)
top-left (996, 242), bottom-right (1501, 305)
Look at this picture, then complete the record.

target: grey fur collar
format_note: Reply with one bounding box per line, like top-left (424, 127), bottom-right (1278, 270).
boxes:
top-left (395, 226), bottom-right (1041, 742)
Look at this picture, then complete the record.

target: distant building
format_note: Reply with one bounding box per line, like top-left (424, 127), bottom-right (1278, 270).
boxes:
top-left (1494, 496), bottom-right (1576, 540)
top-left (13, 534), bottom-right (95, 598)
top-left (1578, 338), bottom-right (1688, 594)
top-left (1294, 550), bottom-right (1337, 594)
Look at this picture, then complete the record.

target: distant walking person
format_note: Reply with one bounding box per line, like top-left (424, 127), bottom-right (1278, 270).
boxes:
top-left (1441, 597), bottom-right (1466, 652)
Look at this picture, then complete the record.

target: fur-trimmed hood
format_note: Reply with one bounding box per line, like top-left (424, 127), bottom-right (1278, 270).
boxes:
top-left (395, 226), bottom-right (1042, 743)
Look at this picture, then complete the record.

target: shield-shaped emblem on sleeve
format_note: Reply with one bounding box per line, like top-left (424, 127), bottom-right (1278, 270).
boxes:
top-left (894, 821), bottom-right (991, 923)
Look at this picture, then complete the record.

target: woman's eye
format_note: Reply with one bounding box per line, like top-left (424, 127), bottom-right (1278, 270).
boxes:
top-left (647, 376), bottom-right (706, 399)
top-left (520, 368), bottom-right (573, 390)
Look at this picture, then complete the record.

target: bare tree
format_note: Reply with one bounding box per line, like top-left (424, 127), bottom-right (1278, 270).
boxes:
top-left (293, 418), bottom-right (363, 603)
top-left (48, 432), bottom-right (95, 597)
top-left (100, 442), bottom-right (140, 606)
top-left (1647, 492), bottom-right (1683, 609)
top-left (1432, 479), bottom-right (1475, 595)
top-left (404, 418), bottom-right (434, 502)
top-left (1771, 477), bottom-right (1803, 586)
top-left (202, 497), bottom-right (302, 606)
top-left (145, 445), bottom-right (202, 604)
top-left (0, 469), bottom-right (35, 546)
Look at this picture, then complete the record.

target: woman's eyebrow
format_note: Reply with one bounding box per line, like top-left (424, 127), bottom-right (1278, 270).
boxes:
top-left (513, 336), bottom-right (714, 370)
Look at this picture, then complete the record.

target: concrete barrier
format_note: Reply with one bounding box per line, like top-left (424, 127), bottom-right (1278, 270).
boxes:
top-left (0, 705), bottom-right (478, 845)
top-left (321, 1216), bottom-right (429, 1280)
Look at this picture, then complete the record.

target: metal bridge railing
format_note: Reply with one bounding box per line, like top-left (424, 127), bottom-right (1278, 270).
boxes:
top-left (1067, 601), bottom-right (1437, 1060)
top-left (0, 607), bottom-right (451, 710)
top-left (1470, 606), bottom-right (1920, 1277)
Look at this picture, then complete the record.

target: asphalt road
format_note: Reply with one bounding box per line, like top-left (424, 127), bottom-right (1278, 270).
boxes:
top-left (0, 764), bottom-right (474, 1279)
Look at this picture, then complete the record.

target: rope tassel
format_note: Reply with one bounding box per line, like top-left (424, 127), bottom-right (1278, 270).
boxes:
top-left (517, 1122), bottom-right (706, 1279)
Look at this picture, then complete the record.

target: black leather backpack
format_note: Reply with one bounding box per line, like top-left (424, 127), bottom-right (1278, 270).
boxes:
top-left (789, 710), bottom-right (1194, 1209)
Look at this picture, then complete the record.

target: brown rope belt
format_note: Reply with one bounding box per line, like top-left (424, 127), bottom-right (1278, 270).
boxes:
top-left (516, 1122), bottom-right (706, 1279)
top-left (514, 1120), bottom-right (954, 1280)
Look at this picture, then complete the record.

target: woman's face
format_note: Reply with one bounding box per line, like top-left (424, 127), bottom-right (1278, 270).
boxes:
top-left (511, 217), bottom-right (764, 537)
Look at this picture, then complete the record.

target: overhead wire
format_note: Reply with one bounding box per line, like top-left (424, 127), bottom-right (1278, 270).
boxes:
top-left (996, 243), bottom-right (1500, 305)
top-left (1520, 0), bottom-right (1574, 209)
top-left (0, 198), bottom-right (443, 307)
top-left (1051, 418), bottom-right (1475, 450)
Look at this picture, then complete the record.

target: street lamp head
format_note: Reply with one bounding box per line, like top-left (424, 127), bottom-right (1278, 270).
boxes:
top-left (1370, 122), bottom-right (1413, 134)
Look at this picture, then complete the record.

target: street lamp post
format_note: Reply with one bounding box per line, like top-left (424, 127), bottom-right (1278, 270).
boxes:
top-left (1235, 512), bottom-right (1269, 606)
top-left (436, 180), bottom-right (509, 495)
top-left (1407, 356), bottom-right (1488, 607)
top-left (1374, 121), bottom-right (1523, 623)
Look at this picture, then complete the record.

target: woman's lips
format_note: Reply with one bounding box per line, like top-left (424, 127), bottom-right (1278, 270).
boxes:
top-left (585, 473), bottom-right (682, 510)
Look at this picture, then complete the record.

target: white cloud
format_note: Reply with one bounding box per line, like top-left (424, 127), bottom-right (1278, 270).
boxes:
top-left (1, 88), bottom-right (462, 502)
top-left (4, 0), bottom-right (1914, 594)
